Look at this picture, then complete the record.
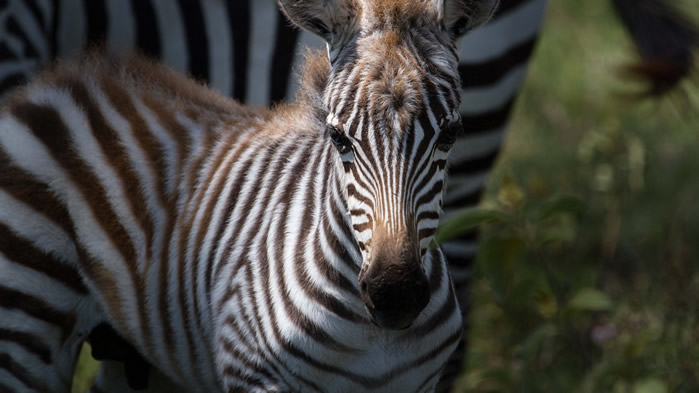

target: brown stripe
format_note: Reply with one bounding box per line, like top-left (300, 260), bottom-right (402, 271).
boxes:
top-left (207, 144), bottom-right (259, 287)
top-left (10, 102), bottom-right (134, 334)
top-left (142, 95), bottom-right (188, 366)
top-left (209, 138), bottom-right (295, 309)
top-left (0, 223), bottom-right (87, 294)
top-left (188, 131), bottom-right (252, 345)
top-left (156, 213), bottom-right (177, 371)
top-left (12, 101), bottom-right (139, 266)
top-left (184, 113), bottom-right (219, 199)
top-left (63, 78), bottom-right (153, 255)
top-left (98, 75), bottom-right (169, 213)
top-left (184, 139), bottom-right (246, 384)
top-left (88, 75), bottom-right (164, 353)
top-left (173, 222), bottom-right (203, 385)
top-left (0, 146), bottom-right (75, 242)
top-left (176, 133), bottom-right (246, 382)
top-left (141, 94), bottom-right (187, 202)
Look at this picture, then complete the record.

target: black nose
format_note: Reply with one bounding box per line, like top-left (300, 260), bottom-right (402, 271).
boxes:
top-left (359, 263), bottom-right (430, 330)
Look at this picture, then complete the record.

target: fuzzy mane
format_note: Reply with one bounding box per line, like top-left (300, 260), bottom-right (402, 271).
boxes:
top-left (294, 49), bottom-right (332, 115)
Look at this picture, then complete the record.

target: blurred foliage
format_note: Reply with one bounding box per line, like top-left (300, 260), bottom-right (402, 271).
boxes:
top-left (452, 0), bottom-right (699, 392)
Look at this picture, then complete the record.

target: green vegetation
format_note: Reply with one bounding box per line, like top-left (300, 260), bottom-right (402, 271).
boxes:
top-left (453, 1), bottom-right (699, 392)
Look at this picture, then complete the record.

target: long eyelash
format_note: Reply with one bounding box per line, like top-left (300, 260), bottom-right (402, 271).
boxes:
top-left (326, 124), bottom-right (353, 154)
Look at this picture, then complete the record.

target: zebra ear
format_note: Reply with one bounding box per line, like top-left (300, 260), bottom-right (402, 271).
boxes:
top-left (441, 0), bottom-right (500, 39)
top-left (277, 0), bottom-right (359, 48)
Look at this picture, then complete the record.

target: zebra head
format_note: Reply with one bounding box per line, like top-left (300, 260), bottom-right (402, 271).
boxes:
top-left (280, 0), bottom-right (498, 330)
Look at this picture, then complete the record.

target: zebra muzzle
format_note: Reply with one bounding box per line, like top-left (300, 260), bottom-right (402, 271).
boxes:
top-left (359, 260), bottom-right (430, 330)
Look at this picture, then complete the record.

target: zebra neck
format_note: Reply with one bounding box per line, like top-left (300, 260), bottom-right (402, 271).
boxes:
top-left (297, 140), bottom-right (364, 289)
top-left (207, 135), bottom-right (364, 323)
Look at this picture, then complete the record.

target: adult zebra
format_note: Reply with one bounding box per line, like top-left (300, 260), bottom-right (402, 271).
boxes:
top-left (0, 0), bottom-right (499, 392)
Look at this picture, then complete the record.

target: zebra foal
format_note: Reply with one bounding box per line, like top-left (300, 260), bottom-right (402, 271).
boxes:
top-left (0, 0), bottom-right (498, 391)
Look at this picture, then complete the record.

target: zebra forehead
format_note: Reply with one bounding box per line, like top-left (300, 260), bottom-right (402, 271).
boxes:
top-left (336, 36), bottom-right (453, 133)
top-left (364, 56), bottom-right (424, 132)
top-left (360, 0), bottom-right (441, 31)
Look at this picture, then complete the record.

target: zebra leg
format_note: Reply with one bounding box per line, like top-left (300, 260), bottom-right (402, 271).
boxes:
top-left (0, 253), bottom-right (102, 393)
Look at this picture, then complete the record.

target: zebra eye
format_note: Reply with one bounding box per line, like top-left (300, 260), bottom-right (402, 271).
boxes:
top-left (326, 124), bottom-right (352, 155)
top-left (436, 119), bottom-right (462, 149)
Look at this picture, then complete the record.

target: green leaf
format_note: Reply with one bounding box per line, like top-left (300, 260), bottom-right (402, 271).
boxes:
top-left (633, 378), bottom-right (668, 393)
top-left (567, 288), bottom-right (614, 311)
top-left (433, 207), bottom-right (506, 246)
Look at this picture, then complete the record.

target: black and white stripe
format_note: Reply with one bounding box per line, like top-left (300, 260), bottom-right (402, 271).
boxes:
top-left (0, 0), bottom-right (326, 105)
